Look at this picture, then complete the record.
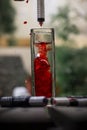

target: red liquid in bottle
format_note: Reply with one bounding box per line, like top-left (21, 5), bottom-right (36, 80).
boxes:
top-left (34, 42), bottom-right (52, 98)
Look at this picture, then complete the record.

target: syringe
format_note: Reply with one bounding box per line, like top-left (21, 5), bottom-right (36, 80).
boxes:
top-left (37, 0), bottom-right (45, 26)
top-left (14, 0), bottom-right (45, 26)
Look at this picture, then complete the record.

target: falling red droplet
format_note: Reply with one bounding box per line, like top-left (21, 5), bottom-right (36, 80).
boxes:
top-left (26, 0), bottom-right (29, 3)
top-left (23, 21), bottom-right (27, 24)
top-left (39, 22), bottom-right (43, 27)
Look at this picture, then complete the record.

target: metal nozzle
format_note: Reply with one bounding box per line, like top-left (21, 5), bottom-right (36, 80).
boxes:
top-left (37, 0), bottom-right (45, 26)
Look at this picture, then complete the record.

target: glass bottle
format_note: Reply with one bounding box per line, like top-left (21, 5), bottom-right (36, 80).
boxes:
top-left (30, 28), bottom-right (56, 98)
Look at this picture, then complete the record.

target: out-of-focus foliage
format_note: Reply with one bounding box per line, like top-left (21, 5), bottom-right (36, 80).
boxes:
top-left (8, 38), bottom-right (17, 46)
top-left (0, 0), bottom-right (16, 35)
top-left (55, 46), bottom-right (87, 96)
top-left (51, 5), bottom-right (79, 41)
top-left (70, 0), bottom-right (87, 20)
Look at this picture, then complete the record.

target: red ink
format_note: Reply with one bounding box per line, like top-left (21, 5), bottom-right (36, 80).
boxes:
top-left (23, 21), bottom-right (27, 24)
top-left (34, 42), bottom-right (52, 98)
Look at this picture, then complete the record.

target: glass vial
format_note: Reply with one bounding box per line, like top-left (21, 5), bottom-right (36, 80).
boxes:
top-left (30, 28), bottom-right (55, 98)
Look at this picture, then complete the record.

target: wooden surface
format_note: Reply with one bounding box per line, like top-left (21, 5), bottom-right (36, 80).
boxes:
top-left (48, 106), bottom-right (87, 130)
top-left (0, 106), bottom-right (87, 130)
top-left (0, 107), bottom-right (51, 123)
top-left (0, 106), bottom-right (56, 130)
top-left (48, 106), bottom-right (87, 122)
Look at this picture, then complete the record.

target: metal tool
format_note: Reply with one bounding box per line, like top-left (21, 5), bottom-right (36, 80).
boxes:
top-left (0, 96), bottom-right (48, 107)
top-left (51, 97), bottom-right (87, 107)
top-left (14, 0), bottom-right (45, 26)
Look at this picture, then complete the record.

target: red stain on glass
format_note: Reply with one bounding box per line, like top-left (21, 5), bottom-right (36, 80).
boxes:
top-left (34, 42), bottom-right (52, 98)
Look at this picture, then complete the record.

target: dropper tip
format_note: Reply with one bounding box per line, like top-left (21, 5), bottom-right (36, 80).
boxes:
top-left (39, 22), bottom-right (43, 27)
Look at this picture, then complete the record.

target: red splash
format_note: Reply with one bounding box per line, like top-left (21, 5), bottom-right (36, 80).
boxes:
top-left (34, 42), bottom-right (52, 98)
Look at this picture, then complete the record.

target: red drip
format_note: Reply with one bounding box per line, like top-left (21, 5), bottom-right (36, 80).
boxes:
top-left (26, 0), bottom-right (29, 3)
top-left (34, 42), bottom-right (52, 98)
top-left (23, 21), bottom-right (27, 24)
top-left (39, 22), bottom-right (43, 27)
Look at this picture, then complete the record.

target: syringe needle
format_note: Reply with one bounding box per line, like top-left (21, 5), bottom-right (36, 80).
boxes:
top-left (37, 0), bottom-right (45, 26)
